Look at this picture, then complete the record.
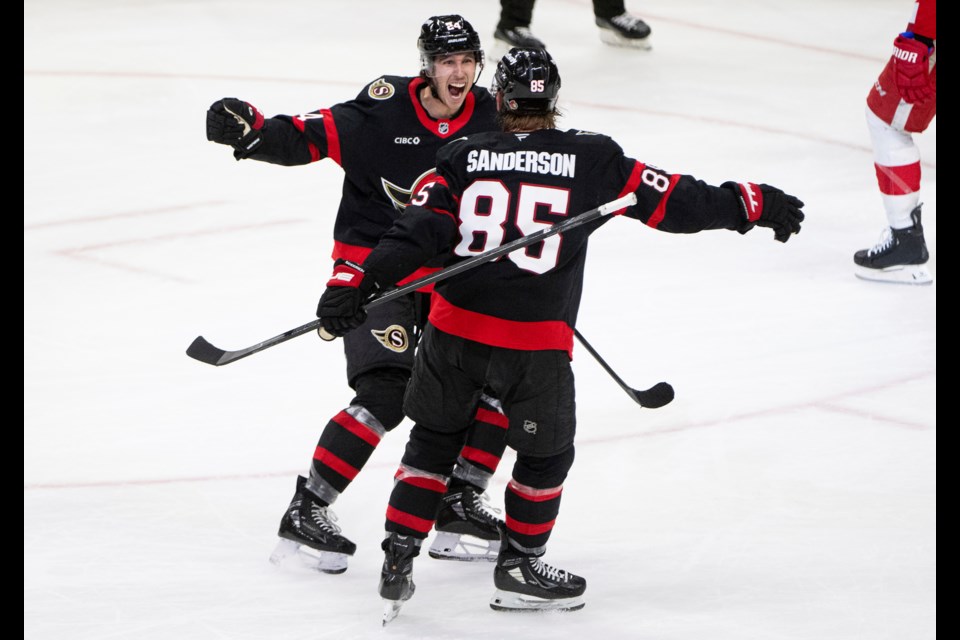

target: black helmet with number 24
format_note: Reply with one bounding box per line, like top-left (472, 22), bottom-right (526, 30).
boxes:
top-left (417, 15), bottom-right (484, 80)
top-left (492, 47), bottom-right (561, 115)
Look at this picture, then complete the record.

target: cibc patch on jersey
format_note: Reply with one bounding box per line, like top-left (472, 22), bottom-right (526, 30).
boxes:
top-left (371, 324), bottom-right (409, 352)
top-left (368, 78), bottom-right (396, 100)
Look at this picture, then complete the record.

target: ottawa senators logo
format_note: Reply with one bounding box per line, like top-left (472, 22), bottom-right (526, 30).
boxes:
top-left (368, 78), bottom-right (395, 100)
top-left (380, 168), bottom-right (436, 212)
top-left (371, 325), bottom-right (409, 353)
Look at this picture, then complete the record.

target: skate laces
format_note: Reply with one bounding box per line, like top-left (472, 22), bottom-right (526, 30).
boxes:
top-left (611, 13), bottom-right (645, 30)
top-left (469, 490), bottom-right (503, 523)
top-left (309, 503), bottom-right (343, 535)
top-left (867, 227), bottom-right (895, 256)
top-left (530, 557), bottom-right (568, 582)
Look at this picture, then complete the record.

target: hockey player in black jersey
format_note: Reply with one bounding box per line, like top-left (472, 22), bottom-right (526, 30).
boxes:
top-left (315, 48), bottom-right (804, 621)
top-left (204, 15), bottom-right (509, 573)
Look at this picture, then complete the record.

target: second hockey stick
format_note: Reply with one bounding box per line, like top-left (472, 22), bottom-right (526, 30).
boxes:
top-left (187, 193), bottom-right (637, 367)
top-left (574, 329), bottom-right (674, 408)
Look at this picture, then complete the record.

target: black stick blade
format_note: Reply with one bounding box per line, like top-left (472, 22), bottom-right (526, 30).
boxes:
top-left (186, 336), bottom-right (227, 366)
top-left (632, 382), bottom-right (674, 409)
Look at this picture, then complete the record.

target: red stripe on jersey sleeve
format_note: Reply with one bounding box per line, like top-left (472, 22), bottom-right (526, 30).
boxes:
top-left (617, 161), bottom-right (643, 215)
top-left (291, 114), bottom-right (321, 163)
top-left (646, 174), bottom-right (682, 229)
top-left (330, 241), bottom-right (440, 292)
top-left (319, 108), bottom-right (340, 165)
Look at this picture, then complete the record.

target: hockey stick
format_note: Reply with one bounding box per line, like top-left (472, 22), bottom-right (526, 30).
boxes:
top-left (186, 193), bottom-right (637, 367)
top-left (573, 329), bottom-right (674, 408)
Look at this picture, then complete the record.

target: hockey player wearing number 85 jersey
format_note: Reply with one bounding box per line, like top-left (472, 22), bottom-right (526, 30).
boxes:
top-left (316, 48), bottom-right (805, 622)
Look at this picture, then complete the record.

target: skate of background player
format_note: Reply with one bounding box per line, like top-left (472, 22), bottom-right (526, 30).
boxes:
top-left (24, 1), bottom-right (935, 639)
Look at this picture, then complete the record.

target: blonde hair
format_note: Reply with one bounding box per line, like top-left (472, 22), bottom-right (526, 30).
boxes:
top-left (497, 108), bottom-right (561, 132)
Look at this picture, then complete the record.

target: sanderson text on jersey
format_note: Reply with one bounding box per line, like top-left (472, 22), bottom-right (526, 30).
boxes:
top-left (465, 150), bottom-right (576, 177)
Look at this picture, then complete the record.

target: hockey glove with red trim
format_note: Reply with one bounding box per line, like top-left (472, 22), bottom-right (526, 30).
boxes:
top-left (892, 33), bottom-right (934, 104)
top-left (317, 259), bottom-right (381, 337)
top-left (206, 98), bottom-right (265, 159)
top-left (729, 182), bottom-right (804, 243)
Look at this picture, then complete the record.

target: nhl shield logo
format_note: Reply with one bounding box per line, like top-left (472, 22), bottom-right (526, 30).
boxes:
top-left (438, 121), bottom-right (449, 135)
top-left (371, 325), bottom-right (409, 353)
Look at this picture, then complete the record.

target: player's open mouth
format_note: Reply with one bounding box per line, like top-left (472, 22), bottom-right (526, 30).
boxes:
top-left (449, 82), bottom-right (466, 99)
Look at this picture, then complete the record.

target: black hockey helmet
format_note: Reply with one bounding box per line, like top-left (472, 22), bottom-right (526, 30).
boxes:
top-left (417, 15), bottom-right (484, 79)
top-left (491, 47), bottom-right (561, 115)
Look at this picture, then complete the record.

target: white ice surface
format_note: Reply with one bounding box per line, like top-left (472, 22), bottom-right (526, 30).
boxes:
top-left (25, 1), bottom-right (935, 638)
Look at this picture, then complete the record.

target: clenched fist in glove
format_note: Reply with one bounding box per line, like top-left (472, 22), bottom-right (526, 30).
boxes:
top-left (730, 182), bottom-right (805, 243)
top-left (891, 33), bottom-right (935, 104)
top-left (206, 98), bottom-right (265, 158)
top-left (317, 260), bottom-right (381, 338)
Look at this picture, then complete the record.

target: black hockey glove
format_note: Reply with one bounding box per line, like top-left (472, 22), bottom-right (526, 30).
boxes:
top-left (206, 98), bottom-right (265, 159)
top-left (317, 260), bottom-right (381, 338)
top-left (729, 182), bottom-right (805, 243)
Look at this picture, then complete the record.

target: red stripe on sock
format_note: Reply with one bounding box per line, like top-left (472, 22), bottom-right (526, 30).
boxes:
top-left (459, 446), bottom-right (502, 471)
top-left (386, 505), bottom-right (435, 534)
top-left (507, 480), bottom-right (563, 502)
top-left (331, 410), bottom-right (382, 447)
top-left (505, 514), bottom-right (556, 536)
top-left (313, 447), bottom-right (359, 480)
top-left (875, 162), bottom-right (921, 195)
top-left (394, 473), bottom-right (447, 494)
top-left (474, 407), bottom-right (508, 428)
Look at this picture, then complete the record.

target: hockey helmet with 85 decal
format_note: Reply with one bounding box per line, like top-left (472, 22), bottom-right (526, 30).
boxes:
top-left (418, 15), bottom-right (484, 81)
top-left (492, 47), bottom-right (561, 115)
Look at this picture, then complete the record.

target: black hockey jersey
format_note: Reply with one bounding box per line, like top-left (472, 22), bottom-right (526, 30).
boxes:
top-left (244, 75), bottom-right (498, 278)
top-left (363, 128), bottom-right (749, 356)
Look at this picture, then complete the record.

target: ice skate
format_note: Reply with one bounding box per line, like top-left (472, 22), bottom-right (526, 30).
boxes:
top-left (854, 204), bottom-right (933, 285)
top-left (489, 25), bottom-right (547, 63)
top-left (429, 483), bottom-right (502, 562)
top-left (380, 533), bottom-right (420, 625)
top-left (489, 525), bottom-right (586, 612)
top-left (595, 12), bottom-right (652, 50)
top-left (269, 475), bottom-right (356, 575)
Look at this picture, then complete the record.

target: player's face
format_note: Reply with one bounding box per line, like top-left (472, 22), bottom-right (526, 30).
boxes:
top-left (429, 52), bottom-right (478, 110)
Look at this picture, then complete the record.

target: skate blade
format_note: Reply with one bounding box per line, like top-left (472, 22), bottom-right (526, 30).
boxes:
top-left (489, 589), bottom-right (585, 613)
top-left (855, 264), bottom-right (933, 285)
top-left (598, 30), bottom-right (652, 50)
top-left (382, 597), bottom-right (410, 626)
top-left (269, 538), bottom-right (349, 574)
top-left (428, 531), bottom-right (500, 562)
